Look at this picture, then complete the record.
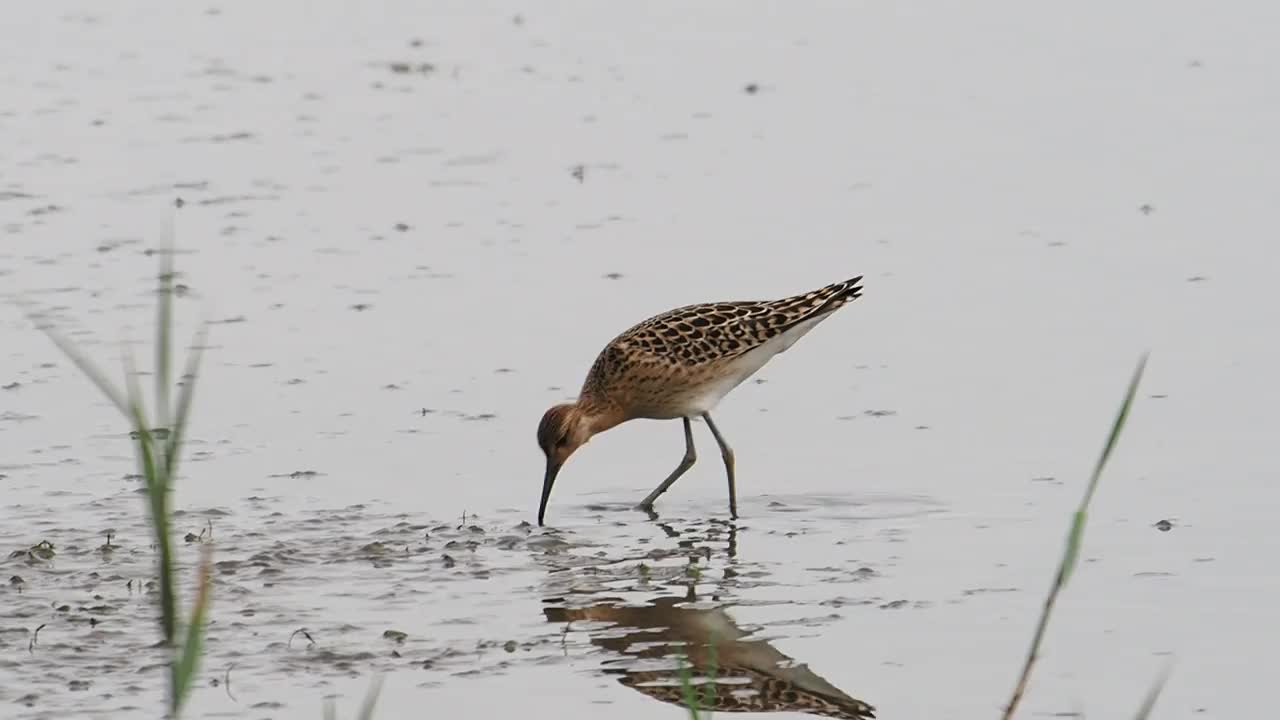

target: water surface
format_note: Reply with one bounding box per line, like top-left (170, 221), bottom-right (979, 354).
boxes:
top-left (3, 0), bottom-right (1278, 717)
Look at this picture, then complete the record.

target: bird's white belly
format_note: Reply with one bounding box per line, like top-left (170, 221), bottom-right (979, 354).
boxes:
top-left (679, 313), bottom-right (830, 416)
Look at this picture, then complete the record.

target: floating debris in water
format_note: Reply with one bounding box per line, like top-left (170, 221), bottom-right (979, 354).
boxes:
top-left (288, 628), bottom-right (316, 648)
top-left (382, 629), bottom-right (408, 643)
top-left (29, 623), bottom-right (46, 650)
top-left (13, 540), bottom-right (56, 564)
top-left (202, 131), bottom-right (255, 143)
top-left (267, 470), bottom-right (322, 479)
top-left (1154, 519), bottom-right (1174, 532)
top-left (962, 587), bottom-right (1019, 596)
top-left (359, 542), bottom-right (389, 556)
top-left (388, 61), bottom-right (436, 75)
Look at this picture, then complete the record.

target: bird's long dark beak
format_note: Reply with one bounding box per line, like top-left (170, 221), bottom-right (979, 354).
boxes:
top-left (538, 458), bottom-right (561, 526)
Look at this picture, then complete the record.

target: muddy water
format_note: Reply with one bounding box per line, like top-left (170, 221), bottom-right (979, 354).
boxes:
top-left (3, 1), bottom-right (1278, 718)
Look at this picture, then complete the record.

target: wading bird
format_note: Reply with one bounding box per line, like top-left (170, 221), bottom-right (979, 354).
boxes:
top-left (536, 275), bottom-right (864, 526)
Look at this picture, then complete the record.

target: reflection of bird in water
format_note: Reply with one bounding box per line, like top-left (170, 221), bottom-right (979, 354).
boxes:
top-left (544, 589), bottom-right (876, 718)
top-left (536, 275), bottom-right (865, 526)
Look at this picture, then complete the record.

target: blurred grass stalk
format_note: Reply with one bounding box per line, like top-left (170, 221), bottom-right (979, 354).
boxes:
top-left (675, 652), bottom-right (708, 719)
top-left (28, 215), bottom-right (211, 717)
top-left (1001, 353), bottom-right (1170, 719)
top-left (675, 630), bottom-right (718, 719)
top-left (322, 675), bottom-right (384, 720)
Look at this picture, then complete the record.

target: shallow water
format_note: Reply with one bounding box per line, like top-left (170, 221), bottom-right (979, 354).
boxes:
top-left (3, 0), bottom-right (1279, 717)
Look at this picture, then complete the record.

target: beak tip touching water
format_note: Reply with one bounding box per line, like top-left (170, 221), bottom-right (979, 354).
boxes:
top-left (538, 459), bottom-right (560, 528)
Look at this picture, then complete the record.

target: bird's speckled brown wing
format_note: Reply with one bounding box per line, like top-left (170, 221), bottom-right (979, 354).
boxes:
top-left (580, 276), bottom-right (863, 399)
top-left (616, 668), bottom-right (876, 719)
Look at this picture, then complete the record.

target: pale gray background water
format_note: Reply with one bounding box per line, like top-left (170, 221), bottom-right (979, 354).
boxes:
top-left (2, 1), bottom-right (1277, 718)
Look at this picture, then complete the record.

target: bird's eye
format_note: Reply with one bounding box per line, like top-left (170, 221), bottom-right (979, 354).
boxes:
top-left (556, 436), bottom-right (570, 448)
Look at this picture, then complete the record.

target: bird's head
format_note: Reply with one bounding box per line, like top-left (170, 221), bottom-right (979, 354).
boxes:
top-left (536, 402), bottom-right (592, 526)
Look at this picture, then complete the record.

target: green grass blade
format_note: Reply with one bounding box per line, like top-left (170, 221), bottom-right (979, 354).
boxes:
top-left (1079, 352), bottom-right (1149, 510)
top-left (123, 347), bottom-right (160, 507)
top-left (1000, 354), bottom-right (1148, 720)
top-left (123, 347), bottom-right (180, 651)
top-left (1062, 353), bottom-right (1147, 585)
top-left (135, 427), bottom-right (179, 650)
top-left (172, 543), bottom-right (213, 714)
top-left (676, 653), bottom-right (702, 719)
top-left (155, 232), bottom-right (175, 443)
top-left (166, 321), bottom-right (207, 480)
top-left (355, 675), bottom-right (384, 720)
top-left (24, 226), bottom-right (216, 720)
top-left (148, 500), bottom-right (178, 654)
top-left (318, 676), bottom-right (382, 720)
top-left (122, 347), bottom-right (159, 503)
top-left (702, 630), bottom-right (718, 710)
top-left (1059, 510), bottom-right (1087, 587)
top-left (1132, 663), bottom-right (1173, 720)
top-left (23, 307), bottom-right (132, 418)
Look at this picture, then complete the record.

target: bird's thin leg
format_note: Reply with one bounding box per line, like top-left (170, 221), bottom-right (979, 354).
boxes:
top-left (702, 412), bottom-right (737, 519)
top-left (638, 417), bottom-right (696, 509)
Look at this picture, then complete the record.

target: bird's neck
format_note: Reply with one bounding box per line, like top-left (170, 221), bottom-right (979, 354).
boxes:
top-left (575, 394), bottom-right (627, 435)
